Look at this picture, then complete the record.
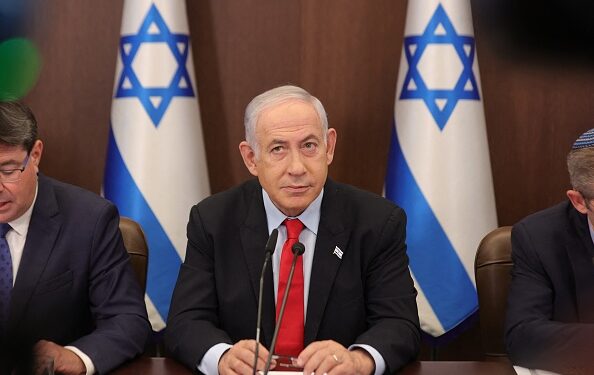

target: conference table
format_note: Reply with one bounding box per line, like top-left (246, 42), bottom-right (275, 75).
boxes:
top-left (111, 357), bottom-right (518, 374)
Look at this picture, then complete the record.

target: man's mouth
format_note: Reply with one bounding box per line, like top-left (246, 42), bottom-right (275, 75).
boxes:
top-left (284, 185), bottom-right (310, 194)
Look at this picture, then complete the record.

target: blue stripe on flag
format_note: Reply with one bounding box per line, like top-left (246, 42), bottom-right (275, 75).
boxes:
top-left (103, 126), bottom-right (181, 320)
top-left (385, 125), bottom-right (477, 331)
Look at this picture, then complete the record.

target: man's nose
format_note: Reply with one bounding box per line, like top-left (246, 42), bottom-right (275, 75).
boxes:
top-left (287, 151), bottom-right (306, 175)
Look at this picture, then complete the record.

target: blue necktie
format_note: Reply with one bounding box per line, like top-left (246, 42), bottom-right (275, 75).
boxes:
top-left (0, 223), bottom-right (12, 328)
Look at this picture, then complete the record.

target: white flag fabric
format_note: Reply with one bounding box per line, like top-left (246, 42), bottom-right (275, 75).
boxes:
top-left (384, 0), bottom-right (497, 337)
top-left (104, 0), bottom-right (210, 331)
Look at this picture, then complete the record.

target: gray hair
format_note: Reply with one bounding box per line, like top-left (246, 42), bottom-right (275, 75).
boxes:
top-left (0, 101), bottom-right (38, 152)
top-left (244, 85), bottom-right (328, 155)
top-left (567, 147), bottom-right (594, 198)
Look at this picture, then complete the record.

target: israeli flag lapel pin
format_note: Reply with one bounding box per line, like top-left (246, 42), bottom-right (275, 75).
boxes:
top-left (333, 246), bottom-right (343, 260)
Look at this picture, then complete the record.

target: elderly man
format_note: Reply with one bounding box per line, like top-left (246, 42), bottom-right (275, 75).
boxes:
top-left (0, 101), bottom-right (150, 374)
top-left (165, 85), bottom-right (420, 375)
top-left (506, 128), bottom-right (594, 373)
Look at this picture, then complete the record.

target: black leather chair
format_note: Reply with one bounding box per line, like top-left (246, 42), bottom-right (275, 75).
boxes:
top-left (474, 226), bottom-right (513, 363)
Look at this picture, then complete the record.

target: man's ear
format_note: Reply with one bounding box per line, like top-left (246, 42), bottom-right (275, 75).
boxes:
top-left (325, 128), bottom-right (337, 165)
top-left (239, 141), bottom-right (258, 176)
top-left (567, 189), bottom-right (588, 214)
top-left (30, 140), bottom-right (43, 170)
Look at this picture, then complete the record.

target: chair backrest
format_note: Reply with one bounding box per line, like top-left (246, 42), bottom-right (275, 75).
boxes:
top-left (119, 217), bottom-right (149, 292)
top-left (474, 226), bottom-right (513, 362)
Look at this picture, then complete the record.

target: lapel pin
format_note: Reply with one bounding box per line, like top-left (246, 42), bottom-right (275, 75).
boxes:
top-left (333, 246), bottom-right (343, 260)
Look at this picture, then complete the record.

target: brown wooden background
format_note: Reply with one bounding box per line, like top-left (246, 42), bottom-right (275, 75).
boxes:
top-left (20, 0), bottom-right (594, 360)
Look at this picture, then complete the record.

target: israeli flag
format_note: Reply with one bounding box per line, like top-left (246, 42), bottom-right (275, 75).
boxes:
top-left (104, 0), bottom-right (210, 331)
top-left (385, 0), bottom-right (497, 337)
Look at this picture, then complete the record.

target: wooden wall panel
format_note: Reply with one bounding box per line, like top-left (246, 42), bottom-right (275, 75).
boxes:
top-left (300, 1), bottom-right (406, 192)
top-left (473, 0), bottom-right (594, 225)
top-left (187, 0), bottom-right (302, 192)
top-left (25, 1), bottom-right (123, 192)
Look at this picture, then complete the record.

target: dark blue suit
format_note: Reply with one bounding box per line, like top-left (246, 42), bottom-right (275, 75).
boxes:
top-left (165, 179), bottom-right (420, 374)
top-left (1, 174), bottom-right (150, 373)
top-left (506, 201), bottom-right (594, 373)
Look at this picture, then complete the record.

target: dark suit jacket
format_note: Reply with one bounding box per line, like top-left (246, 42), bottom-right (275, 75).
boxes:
top-left (0, 174), bottom-right (150, 374)
top-left (165, 179), bottom-right (420, 374)
top-left (505, 200), bottom-right (594, 373)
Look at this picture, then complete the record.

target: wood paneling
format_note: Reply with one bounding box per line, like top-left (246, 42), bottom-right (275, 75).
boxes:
top-left (187, 0), bottom-right (302, 191)
top-left (299, 1), bottom-right (406, 192)
top-left (472, 0), bottom-right (594, 225)
top-left (186, 1), bottom-right (406, 193)
top-left (25, 1), bottom-right (123, 192)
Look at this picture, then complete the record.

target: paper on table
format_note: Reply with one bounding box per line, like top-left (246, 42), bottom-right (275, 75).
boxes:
top-left (513, 365), bottom-right (561, 375)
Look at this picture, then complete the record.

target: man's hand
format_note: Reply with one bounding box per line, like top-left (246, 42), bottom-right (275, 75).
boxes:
top-left (34, 340), bottom-right (86, 375)
top-left (297, 340), bottom-right (375, 375)
top-left (218, 339), bottom-right (275, 375)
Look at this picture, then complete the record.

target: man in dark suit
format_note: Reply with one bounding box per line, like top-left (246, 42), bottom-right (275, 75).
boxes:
top-left (165, 85), bottom-right (420, 375)
top-left (0, 101), bottom-right (150, 374)
top-left (505, 128), bottom-right (594, 373)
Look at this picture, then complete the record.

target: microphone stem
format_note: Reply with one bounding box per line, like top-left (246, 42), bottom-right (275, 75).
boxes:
top-left (263, 253), bottom-right (300, 375)
top-left (253, 254), bottom-right (270, 375)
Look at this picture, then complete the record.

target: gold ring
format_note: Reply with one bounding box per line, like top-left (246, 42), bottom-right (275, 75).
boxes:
top-left (332, 353), bottom-right (341, 364)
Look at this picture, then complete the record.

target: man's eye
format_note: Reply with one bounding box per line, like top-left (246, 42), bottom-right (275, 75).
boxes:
top-left (271, 146), bottom-right (283, 153)
top-left (303, 142), bottom-right (317, 150)
top-left (0, 169), bottom-right (17, 177)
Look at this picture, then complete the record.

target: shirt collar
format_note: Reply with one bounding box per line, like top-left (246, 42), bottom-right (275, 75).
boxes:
top-left (262, 187), bottom-right (323, 236)
top-left (8, 182), bottom-right (38, 236)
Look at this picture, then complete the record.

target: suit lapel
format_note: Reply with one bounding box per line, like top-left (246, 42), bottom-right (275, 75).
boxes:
top-left (239, 182), bottom-right (276, 346)
top-left (304, 180), bottom-right (349, 344)
top-left (566, 204), bottom-right (594, 323)
top-left (9, 175), bottom-right (61, 327)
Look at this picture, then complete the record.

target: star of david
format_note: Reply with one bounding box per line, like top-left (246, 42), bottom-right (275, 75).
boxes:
top-left (399, 4), bottom-right (480, 130)
top-left (115, 4), bottom-right (194, 127)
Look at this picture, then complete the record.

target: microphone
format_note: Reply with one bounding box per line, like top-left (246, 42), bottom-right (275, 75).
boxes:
top-left (252, 229), bottom-right (279, 375)
top-left (263, 242), bottom-right (305, 375)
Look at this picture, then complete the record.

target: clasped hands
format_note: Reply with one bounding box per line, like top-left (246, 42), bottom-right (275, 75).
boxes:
top-left (218, 339), bottom-right (374, 375)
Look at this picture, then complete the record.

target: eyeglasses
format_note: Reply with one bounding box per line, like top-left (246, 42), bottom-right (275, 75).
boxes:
top-left (0, 154), bottom-right (30, 183)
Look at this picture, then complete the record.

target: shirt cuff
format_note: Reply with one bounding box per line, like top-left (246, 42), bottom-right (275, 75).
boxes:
top-left (349, 344), bottom-right (385, 375)
top-left (64, 346), bottom-right (95, 375)
top-left (197, 343), bottom-right (233, 375)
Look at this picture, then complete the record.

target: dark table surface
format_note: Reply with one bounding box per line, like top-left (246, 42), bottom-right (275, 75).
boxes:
top-left (398, 360), bottom-right (517, 375)
top-left (111, 357), bottom-right (517, 375)
top-left (111, 357), bottom-right (192, 374)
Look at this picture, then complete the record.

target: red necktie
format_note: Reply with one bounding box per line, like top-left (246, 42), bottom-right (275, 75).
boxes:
top-left (275, 218), bottom-right (304, 357)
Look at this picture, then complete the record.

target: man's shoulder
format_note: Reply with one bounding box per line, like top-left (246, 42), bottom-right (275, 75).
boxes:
top-left (326, 180), bottom-right (400, 209)
top-left (193, 179), bottom-right (259, 214)
top-left (39, 174), bottom-right (114, 213)
top-left (511, 201), bottom-right (580, 256)
top-left (515, 201), bottom-right (572, 231)
top-left (324, 179), bottom-right (403, 222)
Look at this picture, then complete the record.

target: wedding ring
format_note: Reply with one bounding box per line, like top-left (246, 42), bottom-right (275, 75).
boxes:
top-left (332, 353), bottom-right (341, 364)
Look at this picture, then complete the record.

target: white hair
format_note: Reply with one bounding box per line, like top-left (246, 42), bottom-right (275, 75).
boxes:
top-left (244, 85), bottom-right (328, 155)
